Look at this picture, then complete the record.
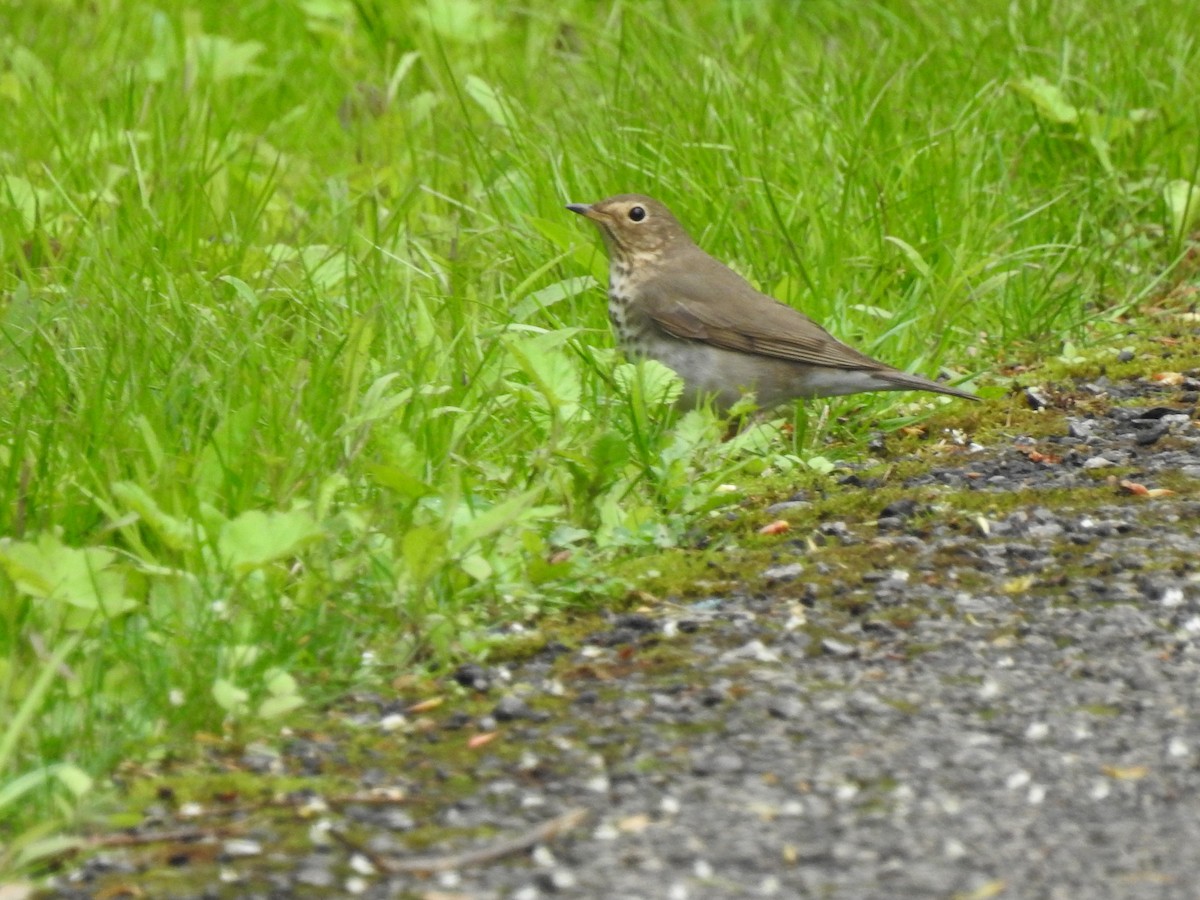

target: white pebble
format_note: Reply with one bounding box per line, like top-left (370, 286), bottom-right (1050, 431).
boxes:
top-left (349, 854), bottom-right (375, 875)
top-left (379, 713), bottom-right (407, 732)
top-left (943, 838), bottom-right (967, 859)
top-left (1006, 770), bottom-right (1031, 790)
top-left (222, 838), bottom-right (262, 857)
top-left (594, 822), bottom-right (620, 841)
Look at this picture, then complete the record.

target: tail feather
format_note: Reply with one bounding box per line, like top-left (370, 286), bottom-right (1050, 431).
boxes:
top-left (881, 369), bottom-right (979, 402)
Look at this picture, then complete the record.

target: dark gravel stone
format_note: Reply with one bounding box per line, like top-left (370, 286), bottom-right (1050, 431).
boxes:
top-left (1067, 417), bottom-right (1098, 439)
top-left (294, 865), bottom-right (335, 888)
top-left (763, 562), bottom-right (804, 582)
top-left (691, 751), bottom-right (747, 775)
top-left (1024, 386), bottom-right (1050, 409)
top-left (613, 613), bottom-right (659, 632)
top-left (880, 498), bottom-right (920, 520)
top-left (767, 696), bottom-right (806, 719)
top-left (1134, 421), bottom-right (1169, 445)
top-left (452, 663), bottom-right (492, 691)
top-left (493, 694), bottom-right (534, 721)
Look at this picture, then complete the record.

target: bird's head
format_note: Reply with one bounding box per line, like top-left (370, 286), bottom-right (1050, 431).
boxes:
top-left (566, 194), bottom-right (690, 265)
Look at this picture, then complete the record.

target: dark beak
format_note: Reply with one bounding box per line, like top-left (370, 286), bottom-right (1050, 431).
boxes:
top-left (566, 203), bottom-right (593, 217)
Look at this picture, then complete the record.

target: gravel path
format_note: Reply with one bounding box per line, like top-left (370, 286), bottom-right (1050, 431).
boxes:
top-left (48, 371), bottom-right (1200, 899)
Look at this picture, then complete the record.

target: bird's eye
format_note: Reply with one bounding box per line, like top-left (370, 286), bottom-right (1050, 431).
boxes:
top-left (628, 206), bottom-right (646, 222)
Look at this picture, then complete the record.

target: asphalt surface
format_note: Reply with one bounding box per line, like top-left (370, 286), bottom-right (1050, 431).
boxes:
top-left (46, 370), bottom-right (1200, 899)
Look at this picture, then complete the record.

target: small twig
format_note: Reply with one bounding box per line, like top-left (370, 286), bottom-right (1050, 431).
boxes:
top-left (334, 807), bottom-right (589, 874)
top-left (85, 825), bottom-right (246, 849)
top-left (328, 826), bottom-right (395, 875)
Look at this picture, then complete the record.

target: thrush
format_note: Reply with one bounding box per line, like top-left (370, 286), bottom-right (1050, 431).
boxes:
top-left (566, 193), bottom-right (978, 410)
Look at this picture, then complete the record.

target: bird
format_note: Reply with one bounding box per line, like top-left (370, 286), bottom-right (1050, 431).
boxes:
top-left (566, 193), bottom-right (978, 410)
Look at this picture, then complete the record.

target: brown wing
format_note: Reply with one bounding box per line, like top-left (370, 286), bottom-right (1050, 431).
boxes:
top-left (638, 250), bottom-right (890, 372)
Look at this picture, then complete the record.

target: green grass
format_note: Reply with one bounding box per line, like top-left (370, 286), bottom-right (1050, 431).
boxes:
top-left (2, 0), bottom-right (1199, 872)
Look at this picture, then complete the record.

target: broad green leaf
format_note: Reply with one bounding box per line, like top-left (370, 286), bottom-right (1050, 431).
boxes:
top-left (421, 0), bottom-right (499, 43)
top-left (369, 463), bottom-right (434, 500)
top-left (464, 75), bottom-right (511, 128)
top-left (219, 275), bottom-right (261, 308)
top-left (258, 668), bottom-right (304, 719)
top-left (0, 768), bottom-right (52, 813)
top-left (613, 359), bottom-right (684, 409)
top-left (341, 373), bottom-right (413, 432)
top-left (0, 534), bottom-right (136, 617)
top-left (505, 333), bottom-right (582, 411)
top-left (528, 216), bottom-right (608, 279)
top-left (300, 0), bottom-right (355, 24)
top-left (218, 509), bottom-right (321, 573)
top-left (1, 175), bottom-right (50, 231)
top-left (3, 42), bottom-right (53, 96)
top-left (972, 269), bottom-right (1020, 297)
top-left (884, 236), bottom-right (933, 279)
top-left (297, 245), bottom-right (352, 291)
top-left (110, 482), bottom-right (197, 551)
top-left (508, 240), bottom-right (595, 320)
top-left (315, 472), bottom-right (350, 521)
top-left (53, 764), bottom-right (93, 798)
top-left (722, 419), bottom-right (781, 457)
top-left (1078, 110), bottom-right (1135, 145)
top-left (15, 833), bottom-right (87, 868)
top-left (511, 276), bottom-right (594, 322)
top-left (459, 553), bottom-right (493, 581)
top-left (258, 693), bottom-right (305, 719)
top-left (195, 403), bottom-right (260, 502)
top-left (212, 678), bottom-right (250, 713)
top-left (1164, 180), bottom-right (1200, 239)
top-left (402, 524), bottom-right (449, 585)
top-left (224, 644), bottom-right (261, 670)
top-left (186, 34), bottom-right (266, 82)
top-left (13, 835), bottom-right (85, 868)
top-left (1084, 133), bottom-right (1115, 174)
top-left (0, 762), bottom-right (90, 814)
top-left (1011, 76), bottom-right (1078, 124)
top-left (449, 488), bottom-right (549, 556)
top-left (263, 668), bottom-right (298, 696)
top-left (805, 455), bottom-right (837, 475)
